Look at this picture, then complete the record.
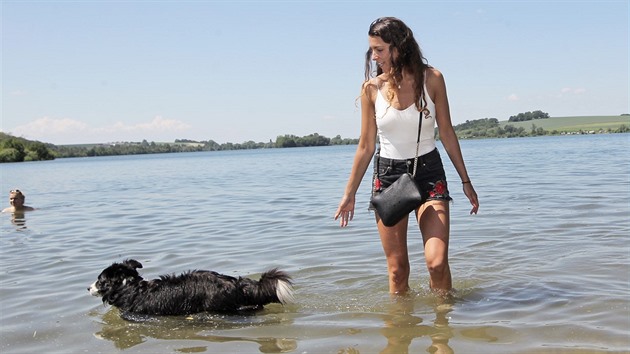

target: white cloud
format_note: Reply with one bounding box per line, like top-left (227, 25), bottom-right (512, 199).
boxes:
top-left (559, 87), bottom-right (587, 96)
top-left (98, 116), bottom-right (191, 133)
top-left (11, 117), bottom-right (89, 134)
top-left (10, 90), bottom-right (28, 96)
top-left (9, 116), bottom-right (192, 144)
top-left (507, 94), bottom-right (519, 101)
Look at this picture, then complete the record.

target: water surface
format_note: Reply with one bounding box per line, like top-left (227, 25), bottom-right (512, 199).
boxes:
top-left (1, 134), bottom-right (629, 353)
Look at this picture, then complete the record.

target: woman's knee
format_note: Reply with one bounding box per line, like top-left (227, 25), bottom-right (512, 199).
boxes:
top-left (388, 262), bottom-right (410, 284)
top-left (425, 257), bottom-right (448, 276)
top-left (423, 236), bottom-right (449, 277)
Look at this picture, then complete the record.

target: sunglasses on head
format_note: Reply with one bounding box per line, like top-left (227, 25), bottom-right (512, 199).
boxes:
top-left (370, 17), bottom-right (386, 27)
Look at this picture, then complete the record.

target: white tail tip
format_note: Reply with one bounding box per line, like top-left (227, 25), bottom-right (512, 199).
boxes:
top-left (276, 279), bottom-right (295, 305)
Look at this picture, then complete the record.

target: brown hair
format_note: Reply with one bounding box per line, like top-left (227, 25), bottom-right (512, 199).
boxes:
top-left (364, 17), bottom-right (431, 111)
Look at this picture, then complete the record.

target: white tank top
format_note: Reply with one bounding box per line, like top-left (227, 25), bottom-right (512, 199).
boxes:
top-left (375, 83), bottom-right (437, 159)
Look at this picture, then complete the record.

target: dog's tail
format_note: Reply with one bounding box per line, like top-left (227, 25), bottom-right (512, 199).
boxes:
top-left (254, 268), bottom-right (294, 305)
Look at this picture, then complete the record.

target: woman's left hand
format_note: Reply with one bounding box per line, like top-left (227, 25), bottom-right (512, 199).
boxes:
top-left (463, 183), bottom-right (479, 214)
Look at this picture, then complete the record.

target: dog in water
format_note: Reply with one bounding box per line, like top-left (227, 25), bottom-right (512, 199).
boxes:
top-left (88, 259), bottom-right (294, 317)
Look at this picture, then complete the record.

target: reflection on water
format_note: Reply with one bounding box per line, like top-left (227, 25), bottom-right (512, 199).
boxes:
top-left (92, 307), bottom-right (297, 353)
top-left (9, 211), bottom-right (27, 230)
top-left (92, 292), bottom-right (461, 354)
top-left (380, 295), bottom-right (454, 354)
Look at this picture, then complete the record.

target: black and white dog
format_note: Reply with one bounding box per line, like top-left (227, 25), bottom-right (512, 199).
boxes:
top-left (88, 259), bottom-right (294, 317)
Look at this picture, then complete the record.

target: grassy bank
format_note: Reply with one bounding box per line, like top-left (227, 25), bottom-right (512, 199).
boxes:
top-left (498, 115), bottom-right (629, 133)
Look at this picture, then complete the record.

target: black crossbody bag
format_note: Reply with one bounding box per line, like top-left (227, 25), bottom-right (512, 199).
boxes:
top-left (370, 111), bottom-right (427, 227)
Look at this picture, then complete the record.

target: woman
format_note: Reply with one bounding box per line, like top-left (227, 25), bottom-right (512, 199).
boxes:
top-left (334, 17), bottom-right (479, 295)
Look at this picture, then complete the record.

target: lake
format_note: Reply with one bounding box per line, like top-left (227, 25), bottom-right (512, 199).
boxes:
top-left (1, 134), bottom-right (629, 354)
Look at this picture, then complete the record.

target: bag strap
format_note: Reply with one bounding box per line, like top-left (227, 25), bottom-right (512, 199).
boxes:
top-left (411, 101), bottom-right (423, 177)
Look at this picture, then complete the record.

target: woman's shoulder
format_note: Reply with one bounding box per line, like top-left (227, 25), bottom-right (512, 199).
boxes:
top-left (424, 67), bottom-right (447, 96)
top-left (361, 77), bottom-right (382, 102)
top-left (425, 67), bottom-right (445, 83)
top-left (362, 76), bottom-right (384, 90)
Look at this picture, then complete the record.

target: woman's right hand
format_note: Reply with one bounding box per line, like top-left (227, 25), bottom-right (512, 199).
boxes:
top-left (334, 194), bottom-right (356, 227)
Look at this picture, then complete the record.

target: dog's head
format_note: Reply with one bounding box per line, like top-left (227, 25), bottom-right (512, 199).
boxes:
top-left (88, 259), bottom-right (144, 297)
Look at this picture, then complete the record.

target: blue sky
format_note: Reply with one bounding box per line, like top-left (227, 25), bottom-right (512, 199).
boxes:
top-left (2, 1), bottom-right (628, 145)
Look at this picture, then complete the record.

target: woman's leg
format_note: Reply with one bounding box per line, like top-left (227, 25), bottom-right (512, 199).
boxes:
top-left (376, 214), bottom-right (411, 294)
top-left (417, 200), bottom-right (451, 293)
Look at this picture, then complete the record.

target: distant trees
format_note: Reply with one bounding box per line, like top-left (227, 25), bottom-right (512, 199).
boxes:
top-left (453, 120), bottom-right (554, 138)
top-left (495, 124), bottom-right (528, 138)
top-left (453, 110), bottom-right (549, 138)
top-left (0, 132), bottom-right (360, 161)
top-left (508, 110), bottom-right (550, 122)
top-left (274, 133), bottom-right (360, 147)
top-left (455, 118), bottom-right (500, 131)
top-left (0, 133), bottom-right (56, 162)
top-left (452, 113), bottom-right (628, 139)
top-left (275, 133), bottom-right (330, 148)
top-left (2, 110), bottom-right (624, 162)
top-left (331, 135), bottom-right (359, 145)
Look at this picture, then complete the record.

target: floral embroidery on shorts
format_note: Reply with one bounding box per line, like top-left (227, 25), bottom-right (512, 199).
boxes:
top-left (374, 178), bottom-right (382, 192)
top-left (428, 180), bottom-right (449, 199)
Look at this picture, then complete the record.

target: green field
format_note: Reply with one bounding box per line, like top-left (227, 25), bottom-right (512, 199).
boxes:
top-left (499, 115), bottom-right (629, 132)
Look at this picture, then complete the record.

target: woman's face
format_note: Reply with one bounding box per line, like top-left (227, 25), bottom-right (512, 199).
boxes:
top-left (369, 35), bottom-right (394, 73)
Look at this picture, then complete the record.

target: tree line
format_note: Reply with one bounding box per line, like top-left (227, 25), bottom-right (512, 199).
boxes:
top-left (3, 110), bottom-right (628, 162)
top-left (452, 116), bottom-right (629, 139)
top-left (0, 133), bottom-right (55, 163)
top-left (508, 110), bottom-right (550, 122)
top-left (0, 132), bottom-right (359, 162)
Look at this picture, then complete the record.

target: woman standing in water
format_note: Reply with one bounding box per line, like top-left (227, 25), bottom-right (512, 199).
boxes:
top-left (334, 17), bottom-right (479, 295)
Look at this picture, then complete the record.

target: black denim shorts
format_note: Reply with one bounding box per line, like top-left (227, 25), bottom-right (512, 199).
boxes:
top-left (369, 148), bottom-right (452, 210)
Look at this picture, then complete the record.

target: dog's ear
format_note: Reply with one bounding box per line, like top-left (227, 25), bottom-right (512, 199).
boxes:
top-left (123, 259), bottom-right (143, 269)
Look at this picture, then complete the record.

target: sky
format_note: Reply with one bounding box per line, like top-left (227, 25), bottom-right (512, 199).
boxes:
top-left (2, 0), bottom-right (628, 145)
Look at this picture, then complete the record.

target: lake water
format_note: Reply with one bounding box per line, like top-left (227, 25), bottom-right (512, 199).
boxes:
top-left (1, 134), bottom-right (629, 354)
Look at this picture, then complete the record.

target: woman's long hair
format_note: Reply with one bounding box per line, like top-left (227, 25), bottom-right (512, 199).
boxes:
top-left (364, 17), bottom-right (431, 110)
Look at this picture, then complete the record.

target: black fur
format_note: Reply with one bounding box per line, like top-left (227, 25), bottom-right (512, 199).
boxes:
top-left (88, 259), bottom-right (294, 316)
